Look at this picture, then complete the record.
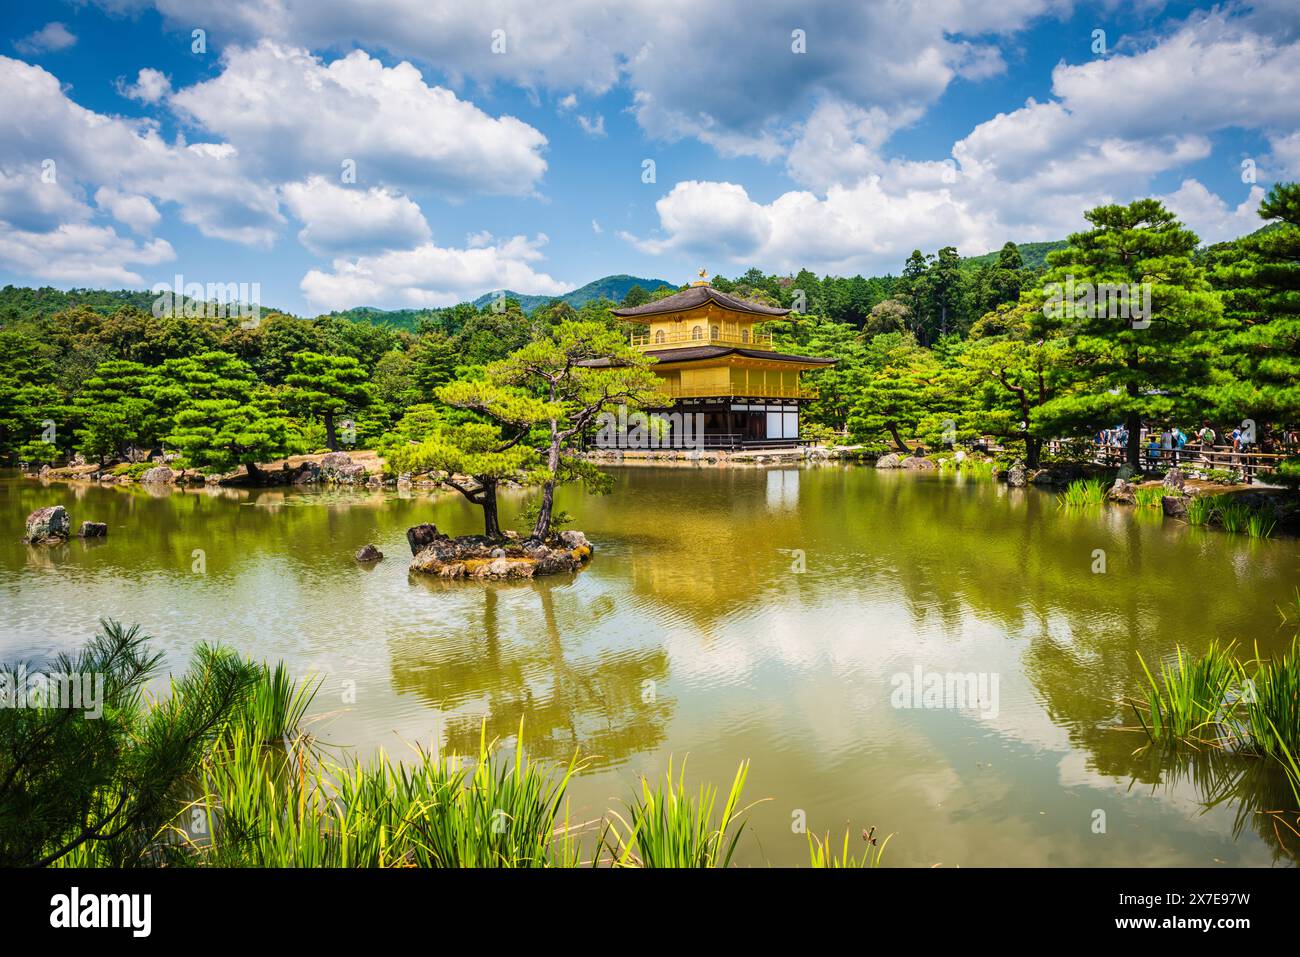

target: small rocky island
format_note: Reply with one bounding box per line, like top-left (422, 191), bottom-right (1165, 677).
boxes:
top-left (404, 523), bottom-right (593, 581)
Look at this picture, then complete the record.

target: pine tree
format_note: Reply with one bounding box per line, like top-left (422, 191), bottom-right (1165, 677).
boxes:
top-left (956, 299), bottom-right (1068, 467)
top-left (1208, 181), bottom-right (1300, 481)
top-left (161, 351), bottom-right (301, 481)
top-left (847, 331), bottom-right (942, 453)
top-left (491, 320), bottom-right (664, 538)
top-left (285, 352), bottom-right (373, 450)
top-left (621, 284), bottom-right (651, 307)
top-left (389, 386), bottom-right (548, 539)
top-left (73, 360), bottom-right (162, 464)
top-left (1034, 199), bottom-right (1222, 470)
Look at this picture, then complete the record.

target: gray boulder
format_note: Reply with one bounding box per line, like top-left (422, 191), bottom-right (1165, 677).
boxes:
top-left (1007, 461), bottom-right (1028, 487)
top-left (1106, 479), bottom-right (1136, 504)
top-left (1161, 495), bottom-right (1188, 519)
top-left (406, 523), bottom-right (445, 555)
top-left (24, 506), bottom-right (71, 544)
top-left (875, 453), bottom-right (903, 469)
top-left (78, 521), bottom-right (108, 538)
top-left (355, 543), bottom-right (383, 562)
top-left (139, 466), bottom-right (175, 484)
top-left (558, 530), bottom-right (593, 551)
top-left (1163, 468), bottom-right (1186, 491)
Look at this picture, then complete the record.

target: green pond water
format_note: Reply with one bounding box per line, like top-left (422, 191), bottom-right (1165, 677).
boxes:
top-left (3, 466), bottom-right (1298, 867)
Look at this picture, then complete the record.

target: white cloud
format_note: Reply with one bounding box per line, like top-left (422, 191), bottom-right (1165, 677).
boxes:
top-left (300, 234), bottom-right (572, 310)
top-left (636, 9), bottom-right (1300, 274)
top-left (1266, 130), bottom-right (1300, 179)
top-left (1048, 15), bottom-right (1300, 141)
top-left (280, 176), bottom-right (431, 256)
top-left (952, 13), bottom-right (1300, 197)
top-left (0, 56), bottom-right (285, 247)
top-left (577, 114), bottom-right (606, 137)
top-left (110, 0), bottom-right (1060, 156)
top-left (0, 223), bottom-right (173, 286)
top-left (1158, 179), bottom-right (1266, 244)
top-left (94, 186), bottom-right (162, 234)
top-left (169, 41), bottom-right (549, 197)
top-left (786, 99), bottom-right (922, 191)
top-left (624, 178), bottom-right (1001, 274)
top-left (117, 67), bottom-right (172, 104)
top-left (0, 169), bottom-right (91, 232)
top-left (14, 23), bottom-right (76, 55)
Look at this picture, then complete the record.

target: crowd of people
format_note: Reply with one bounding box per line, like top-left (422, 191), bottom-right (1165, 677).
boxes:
top-left (1094, 419), bottom-right (1288, 475)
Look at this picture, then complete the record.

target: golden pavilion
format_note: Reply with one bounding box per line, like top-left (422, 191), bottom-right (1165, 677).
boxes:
top-left (591, 271), bottom-right (834, 449)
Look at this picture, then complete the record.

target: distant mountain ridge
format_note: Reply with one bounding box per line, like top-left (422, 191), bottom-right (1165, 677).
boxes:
top-left (959, 240), bottom-right (1067, 271)
top-left (470, 274), bottom-right (675, 314)
top-left (1, 220), bottom-right (1280, 329)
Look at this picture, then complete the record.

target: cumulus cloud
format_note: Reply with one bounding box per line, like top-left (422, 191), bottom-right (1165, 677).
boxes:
top-left (169, 41), bottom-right (548, 197)
top-left (0, 56), bottom-right (285, 247)
top-left (577, 114), bottom-right (606, 137)
top-left (951, 13), bottom-right (1300, 196)
top-left (630, 9), bottom-right (1300, 274)
top-left (94, 186), bottom-right (162, 234)
top-left (1158, 179), bottom-right (1266, 244)
top-left (623, 178), bottom-right (1001, 274)
top-left (103, 0), bottom-right (1058, 156)
top-left (1266, 130), bottom-right (1300, 179)
top-left (300, 234), bottom-right (573, 310)
top-left (14, 22), bottom-right (76, 55)
top-left (117, 67), bottom-right (172, 104)
top-left (280, 176), bottom-right (431, 256)
top-left (0, 223), bottom-right (173, 286)
top-left (0, 169), bottom-right (91, 232)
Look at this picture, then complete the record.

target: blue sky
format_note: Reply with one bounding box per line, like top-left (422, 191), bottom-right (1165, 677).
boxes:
top-left (0, 0), bottom-right (1296, 316)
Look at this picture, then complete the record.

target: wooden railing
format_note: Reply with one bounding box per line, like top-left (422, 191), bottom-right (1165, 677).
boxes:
top-left (656, 383), bottom-right (818, 399)
top-left (1045, 439), bottom-right (1292, 483)
top-left (632, 329), bottom-right (773, 351)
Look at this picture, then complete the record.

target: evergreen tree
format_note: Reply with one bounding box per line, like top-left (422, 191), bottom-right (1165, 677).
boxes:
top-left (621, 284), bottom-right (651, 307)
top-left (491, 320), bottom-right (664, 538)
top-left (391, 384), bottom-right (549, 539)
top-left (161, 351), bottom-right (301, 481)
top-left (286, 352), bottom-right (373, 450)
top-left (73, 361), bottom-right (163, 464)
top-left (408, 331), bottom-right (460, 400)
top-left (847, 331), bottom-right (942, 453)
top-left (1035, 199), bottom-right (1222, 470)
top-left (957, 299), bottom-right (1067, 467)
top-left (1209, 181), bottom-right (1300, 480)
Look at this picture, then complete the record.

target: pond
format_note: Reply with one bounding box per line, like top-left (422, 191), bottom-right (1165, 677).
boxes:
top-left (3, 465), bottom-right (1298, 866)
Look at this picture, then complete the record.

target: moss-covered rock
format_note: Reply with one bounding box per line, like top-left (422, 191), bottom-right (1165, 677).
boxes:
top-left (407, 526), bottom-right (594, 580)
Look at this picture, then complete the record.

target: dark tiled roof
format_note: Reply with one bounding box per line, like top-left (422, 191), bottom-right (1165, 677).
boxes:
top-left (611, 284), bottom-right (789, 318)
top-left (579, 346), bottom-right (835, 367)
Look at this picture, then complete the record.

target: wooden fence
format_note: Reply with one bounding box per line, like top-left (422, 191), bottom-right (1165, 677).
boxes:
top-left (1045, 439), bottom-right (1291, 483)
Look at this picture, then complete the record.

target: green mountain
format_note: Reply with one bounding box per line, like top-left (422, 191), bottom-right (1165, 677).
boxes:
top-left (318, 275), bottom-right (677, 330)
top-left (471, 273), bottom-right (674, 313)
top-left (959, 240), bottom-right (1069, 272)
top-left (0, 284), bottom-right (278, 324)
top-left (314, 305), bottom-right (441, 331)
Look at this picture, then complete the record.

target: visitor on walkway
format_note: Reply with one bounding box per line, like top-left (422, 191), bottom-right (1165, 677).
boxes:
top-left (1197, 420), bottom-right (1216, 463)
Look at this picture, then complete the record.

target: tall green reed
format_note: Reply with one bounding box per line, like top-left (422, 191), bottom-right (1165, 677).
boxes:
top-left (604, 758), bottom-right (753, 868)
